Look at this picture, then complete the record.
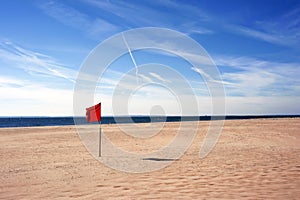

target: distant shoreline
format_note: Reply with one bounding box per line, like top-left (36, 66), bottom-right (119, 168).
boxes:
top-left (0, 115), bottom-right (299, 128)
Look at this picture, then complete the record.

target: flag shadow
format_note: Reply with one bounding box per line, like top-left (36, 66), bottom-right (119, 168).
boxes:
top-left (142, 158), bottom-right (178, 162)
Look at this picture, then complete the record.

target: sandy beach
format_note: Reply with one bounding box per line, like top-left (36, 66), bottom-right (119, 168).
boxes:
top-left (0, 118), bottom-right (299, 199)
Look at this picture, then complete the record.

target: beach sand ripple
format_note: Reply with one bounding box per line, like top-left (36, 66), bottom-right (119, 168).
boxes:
top-left (0, 118), bottom-right (299, 199)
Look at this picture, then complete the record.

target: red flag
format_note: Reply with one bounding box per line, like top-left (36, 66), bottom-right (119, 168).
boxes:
top-left (86, 103), bottom-right (101, 122)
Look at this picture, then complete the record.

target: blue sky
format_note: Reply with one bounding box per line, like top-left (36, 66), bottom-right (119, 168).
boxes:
top-left (0, 0), bottom-right (299, 116)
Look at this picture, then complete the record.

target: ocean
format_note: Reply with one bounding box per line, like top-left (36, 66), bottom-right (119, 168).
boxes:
top-left (0, 115), bottom-right (299, 128)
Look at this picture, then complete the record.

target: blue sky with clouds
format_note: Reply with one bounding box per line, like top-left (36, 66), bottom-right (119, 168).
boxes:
top-left (0, 0), bottom-right (299, 116)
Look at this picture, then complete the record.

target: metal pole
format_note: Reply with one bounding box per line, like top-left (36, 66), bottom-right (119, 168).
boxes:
top-left (99, 122), bottom-right (101, 157)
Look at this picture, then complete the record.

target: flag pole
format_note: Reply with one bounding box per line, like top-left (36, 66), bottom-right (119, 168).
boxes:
top-left (99, 121), bottom-right (102, 157)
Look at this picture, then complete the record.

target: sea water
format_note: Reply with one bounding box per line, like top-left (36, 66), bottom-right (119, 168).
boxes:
top-left (0, 115), bottom-right (297, 128)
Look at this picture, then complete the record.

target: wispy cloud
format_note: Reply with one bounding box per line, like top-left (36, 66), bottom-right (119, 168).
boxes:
top-left (84, 0), bottom-right (212, 35)
top-left (39, 0), bottom-right (215, 43)
top-left (1, 41), bottom-right (299, 115)
top-left (38, 1), bottom-right (119, 39)
top-left (39, 1), bottom-right (89, 29)
top-left (0, 76), bottom-right (24, 87)
top-left (191, 66), bottom-right (231, 85)
top-left (227, 6), bottom-right (300, 47)
top-left (0, 40), bottom-right (79, 115)
top-left (0, 41), bottom-right (77, 83)
top-left (138, 74), bottom-right (153, 82)
top-left (151, 0), bottom-right (209, 20)
top-left (0, 39), bottom-right (88, 116)
top-left (214, 55), bottom-right (300, 96)
top-left (229, 25), bottom-right (288, 46)
top-left (188, 27), bottom-right (214, 35)
top-left (149, 72), bottom-right (171, 83)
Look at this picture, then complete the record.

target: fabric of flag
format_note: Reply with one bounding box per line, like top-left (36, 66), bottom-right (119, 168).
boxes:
top-left (86, 103), bottom-right (101, 122)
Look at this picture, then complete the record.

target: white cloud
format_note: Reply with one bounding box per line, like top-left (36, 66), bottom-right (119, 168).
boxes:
top-left (225, 96), bottom-right (300, 115)
top-left (188, 27), bottom-right (214, 35)
top-left (39, 1), bottom-right (89, 28)
top-left (84, 0), bottom-right (212, 35)
top-left (38, 1), bottom-right (119, 38)
top-left (0, 41), bottom-right (77, 83)
top-left (138, 74), bottom-right (153, 82)
top-left (149, 72), bottom-right (171, 83)
top-left (191, 66), bottom-right (230, 85)
top-left (229, 25), bottom-right (288, 46)
top-left (0, 76), bottom-right (24, 87)
top-left (222, 70), bottom-right (277, 96)
top-left (227, 7), bottom-right (300, 47)
top-left (1, 50), bottom-right (298, 116)
top-left (213, 55), bottom-right (300, 96)
top-left (0, 83), bottom-right (73, 116)
top-left (93, 92), bottom-right (300, 116)
top-left (0, 42), bottom-right (77, 116)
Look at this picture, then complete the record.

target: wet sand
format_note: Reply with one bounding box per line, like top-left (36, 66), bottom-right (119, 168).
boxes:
top-left (0, 118), bottom-right (299, 199)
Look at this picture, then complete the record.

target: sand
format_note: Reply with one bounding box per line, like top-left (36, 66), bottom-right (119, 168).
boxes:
top-left (0, 118), bottom-right (299, 199)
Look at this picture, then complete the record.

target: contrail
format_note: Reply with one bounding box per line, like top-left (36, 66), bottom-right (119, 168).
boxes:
top-left (122, 33), bottom-right (138, 83)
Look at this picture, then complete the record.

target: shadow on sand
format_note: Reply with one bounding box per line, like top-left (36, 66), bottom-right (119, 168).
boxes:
top-left (142, 158), bottom-right (178, 162)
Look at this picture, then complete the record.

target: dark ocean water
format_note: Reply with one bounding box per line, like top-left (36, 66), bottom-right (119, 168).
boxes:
top-left (0, 115), bottom-right (299, 128)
